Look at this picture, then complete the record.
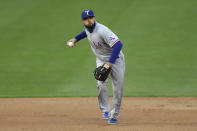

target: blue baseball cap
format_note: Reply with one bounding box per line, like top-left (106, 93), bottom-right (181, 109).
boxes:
top-left (81, 9), bottom-right (95, 19)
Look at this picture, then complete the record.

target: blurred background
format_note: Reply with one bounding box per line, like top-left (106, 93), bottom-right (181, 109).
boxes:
top-left (0, 0), bottom-right (197, 97)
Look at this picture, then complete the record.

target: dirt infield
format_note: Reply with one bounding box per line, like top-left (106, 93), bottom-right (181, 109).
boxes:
top-left (0, 97), bottom-right (196, 131)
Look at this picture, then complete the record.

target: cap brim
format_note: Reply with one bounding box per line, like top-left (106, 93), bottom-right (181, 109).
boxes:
top-left (82, 15), bottom-right (95, 19)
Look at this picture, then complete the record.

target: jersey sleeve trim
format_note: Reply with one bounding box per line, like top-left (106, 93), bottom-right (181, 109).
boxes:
top-left (111, 39), bottom-right (120, 47)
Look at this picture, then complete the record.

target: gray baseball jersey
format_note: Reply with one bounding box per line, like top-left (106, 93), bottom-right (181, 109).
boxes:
top-left (85, 21), bottom-right (124, 62)
top-left (85, 21), bottom-right (125, 120)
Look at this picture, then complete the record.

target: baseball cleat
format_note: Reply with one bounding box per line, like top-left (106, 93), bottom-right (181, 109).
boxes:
top-left (102, 112), bottom-right (110, 119)
top-left (108, 118), bottom-right (118, 124)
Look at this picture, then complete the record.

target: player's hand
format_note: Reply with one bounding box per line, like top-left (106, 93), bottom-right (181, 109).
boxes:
top-left (66, 38), bottom-right (77, 47)
top-left (104, 62), bottom-right (112, 68)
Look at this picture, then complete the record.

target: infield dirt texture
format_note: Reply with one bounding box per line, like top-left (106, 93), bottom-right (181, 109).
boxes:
top-left (0, 97), bottom-right (197, 131)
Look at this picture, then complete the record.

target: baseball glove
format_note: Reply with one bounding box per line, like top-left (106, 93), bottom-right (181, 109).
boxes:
top-left (94, 64), bottom-right (111, 81)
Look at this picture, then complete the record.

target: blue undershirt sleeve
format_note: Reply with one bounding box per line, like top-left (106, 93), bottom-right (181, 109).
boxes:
top-left (108, 41), bottom-right (123, 64)
top-left (74, 30), bottom-right (87, 41)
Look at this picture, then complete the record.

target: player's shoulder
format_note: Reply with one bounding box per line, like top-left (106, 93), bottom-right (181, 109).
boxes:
top-left (96, 22), bottom-right (112, 33)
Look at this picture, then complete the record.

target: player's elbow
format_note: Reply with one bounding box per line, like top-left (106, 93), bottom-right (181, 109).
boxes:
top-left (113, 41), bottom-right (123, 50)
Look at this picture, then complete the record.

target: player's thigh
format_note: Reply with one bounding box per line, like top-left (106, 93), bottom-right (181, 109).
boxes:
top-left (96, 58), bottom-right (105, 67)
top-left (110, 59), bottom-right (125, 85)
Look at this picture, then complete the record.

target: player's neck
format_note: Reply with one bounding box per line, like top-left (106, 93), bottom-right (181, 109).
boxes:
top-left (85, 21), bottom-right (96, 33)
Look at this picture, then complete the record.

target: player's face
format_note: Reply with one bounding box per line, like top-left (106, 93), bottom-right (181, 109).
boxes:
top-left (82, 16), bottom-right (95, 27)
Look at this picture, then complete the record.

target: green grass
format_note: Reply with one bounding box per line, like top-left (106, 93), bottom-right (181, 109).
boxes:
top-left (0, 0), bottom-right (197, 97)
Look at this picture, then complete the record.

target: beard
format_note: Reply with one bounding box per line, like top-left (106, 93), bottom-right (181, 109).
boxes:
top-left (84, 21), bottom-right (96, 33)
top-left (84, 23), bottom-right (94, 28)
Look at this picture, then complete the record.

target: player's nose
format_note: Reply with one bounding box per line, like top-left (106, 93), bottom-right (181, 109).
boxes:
top-left (87, 18), bottom-right (91, 22)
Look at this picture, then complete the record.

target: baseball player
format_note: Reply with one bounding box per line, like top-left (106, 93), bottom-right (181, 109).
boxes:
top-left (66, 9), bottom-right (125, 124)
